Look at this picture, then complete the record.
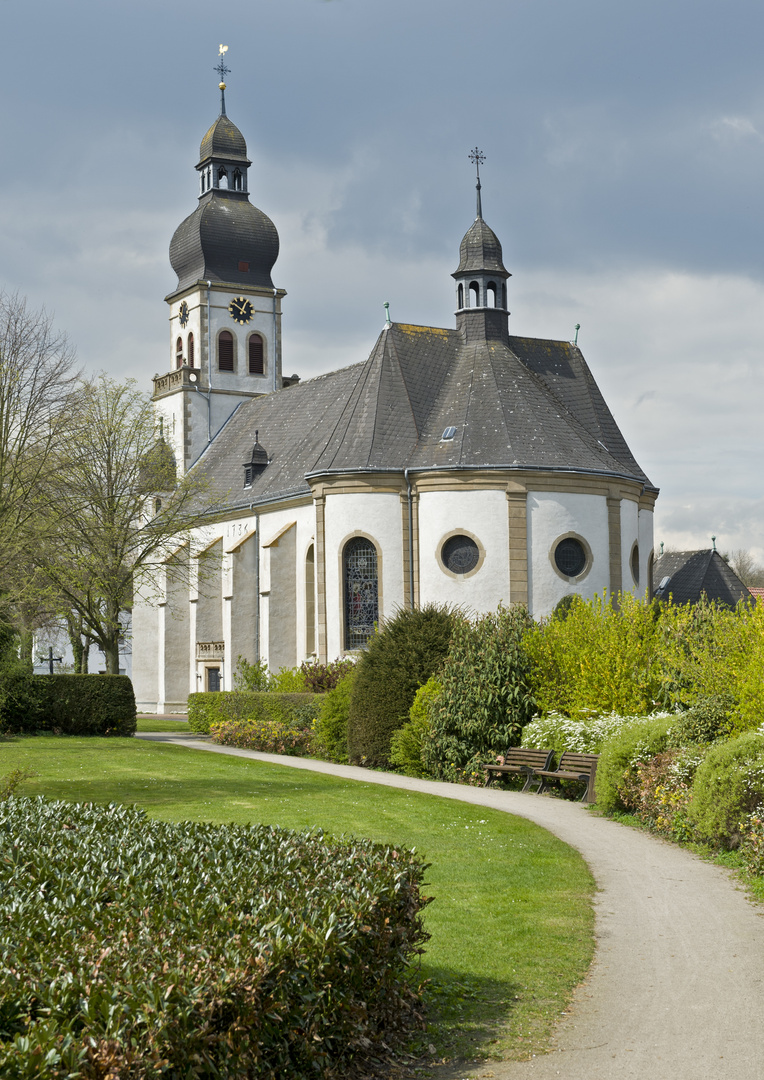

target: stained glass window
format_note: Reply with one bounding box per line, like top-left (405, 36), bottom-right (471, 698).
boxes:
top-left (442, 535), bottom-right (479, 575)
top-left (344, 537), bottom-right (378, 650)
top-left (554, 537), bottom-right (586, 577)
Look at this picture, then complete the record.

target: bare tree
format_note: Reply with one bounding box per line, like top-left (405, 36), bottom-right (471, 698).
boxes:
top-left (38, 375), bottom-right (214, 673)
top-left (0, 292), bottom-right (79, 635)
top-left (722, 548), bottom-right (764, 588)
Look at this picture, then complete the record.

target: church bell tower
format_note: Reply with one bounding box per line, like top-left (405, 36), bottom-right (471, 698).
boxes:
top-left (153, 50), bottom-right (286, 473)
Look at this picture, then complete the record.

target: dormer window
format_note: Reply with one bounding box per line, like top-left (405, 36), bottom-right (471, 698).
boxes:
top-left (243, 431), bottom-right (268, 487)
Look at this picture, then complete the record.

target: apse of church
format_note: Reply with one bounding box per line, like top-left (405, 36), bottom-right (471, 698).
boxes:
top-left (132, 64), bottom-right (657, 713)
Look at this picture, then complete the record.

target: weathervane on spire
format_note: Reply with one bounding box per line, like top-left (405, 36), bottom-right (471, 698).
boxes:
top-left (469, 147), bottom-right (485, 218)
top-left (215, 45), bottom-right (230, 116)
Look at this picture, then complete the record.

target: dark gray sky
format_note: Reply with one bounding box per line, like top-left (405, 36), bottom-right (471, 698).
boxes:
top-left (2, 0), bottom-right (763, 557)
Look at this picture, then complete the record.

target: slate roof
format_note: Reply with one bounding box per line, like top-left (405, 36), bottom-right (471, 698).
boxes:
top-left (193, 321), bottom-right (656, 515)
top-left (199, 115), bottom-right (250, 166)
top-left (652, 550), bottom-right (751, 607)
top-left (169, 193), bottom-right (279, 292)
top-left (454, 216), bottom-right (509, 277)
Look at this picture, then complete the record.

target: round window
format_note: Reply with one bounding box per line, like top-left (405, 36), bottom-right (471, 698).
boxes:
top-left (554, 537), bottom-right (587, 577)
top-left (441, 534), bottom-right (479, 575)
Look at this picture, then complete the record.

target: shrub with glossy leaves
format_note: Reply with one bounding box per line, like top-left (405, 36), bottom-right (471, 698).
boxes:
top-left (0, 797), bottom-right (430, 1079)
top-left (423, 604), bottom-right (536, 783)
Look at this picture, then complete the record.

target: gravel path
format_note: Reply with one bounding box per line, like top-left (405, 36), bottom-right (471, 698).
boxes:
top-left (137, 733), bottom-right (764, 1079)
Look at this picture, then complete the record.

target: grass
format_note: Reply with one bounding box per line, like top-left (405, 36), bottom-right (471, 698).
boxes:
top-left (0, 734), bottom-right (595, 1068)
top-left (135, 717), bottom-right (192, 732)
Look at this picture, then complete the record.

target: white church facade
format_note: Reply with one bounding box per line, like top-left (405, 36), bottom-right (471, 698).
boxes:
top-left (132, 87), bottom-right (658, 713)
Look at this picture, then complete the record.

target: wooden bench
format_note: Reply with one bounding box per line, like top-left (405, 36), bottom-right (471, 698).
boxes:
top-left (532, 751), bottom-right (599, 803)
top-left (483, 748), bottom-right (554, 790)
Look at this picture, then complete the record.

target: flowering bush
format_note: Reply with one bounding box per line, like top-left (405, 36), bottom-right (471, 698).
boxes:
top-left (739, 804), bottom-right (764, 877)
top-left (618, 749), bottom-right (704, 842)
top-left (520, 710), bottom-right (673, 756)
top-left (211, 717), bottom-right (315, 756)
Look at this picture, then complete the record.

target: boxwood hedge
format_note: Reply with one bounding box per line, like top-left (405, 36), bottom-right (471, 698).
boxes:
top-left (0, 797), bottom-right (430, 1079)
top-left (188, 690), bottom-right (322, 734)
top-left (0, 672), bottom-right (135, 736)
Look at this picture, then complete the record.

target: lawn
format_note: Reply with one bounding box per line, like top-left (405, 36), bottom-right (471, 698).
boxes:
top-left (1, 734), bottom-right (595, 1068)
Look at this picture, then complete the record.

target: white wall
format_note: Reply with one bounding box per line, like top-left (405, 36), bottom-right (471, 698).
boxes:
top-left (418, 489), bottom-right (510, 612)
top-left (323, 492), bottom-right (403, 658)
top-left (527, 492), bottom-right (609, 618)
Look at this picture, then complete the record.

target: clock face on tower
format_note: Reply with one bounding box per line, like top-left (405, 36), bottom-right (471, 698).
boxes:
top-left (178, 300), bottom-right (190, 327)
top-left (228, 297), bottom-right (254, 324)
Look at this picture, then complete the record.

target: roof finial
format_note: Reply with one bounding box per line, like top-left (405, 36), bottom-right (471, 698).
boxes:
top-left (216, 45), bottom-right (230, 116)
top-left (711, 535), bottom-right (717, 552)
top-left (383, 301), bottom-right (392, 327)
top-left (469, 147), bottom-right (485, 219)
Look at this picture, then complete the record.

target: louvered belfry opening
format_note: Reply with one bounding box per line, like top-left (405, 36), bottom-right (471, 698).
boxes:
top-left (248, 334), bottom-right (264, 374)
top-left (188, 332), bottom-right (194, 368)
top-left (218, 331), bottom-right (234, 371)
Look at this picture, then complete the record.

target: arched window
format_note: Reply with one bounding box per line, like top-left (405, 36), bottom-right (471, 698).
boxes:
top-left (344, 537), bottom-right (378, 651)
top-left (175, 337), bottom-right (183, 368)
top-left (187, 332), bottom-right (194, 368)
top-left (248, 333), bottom-right (264, 374)
top-left (501, 283), bottom-right (507, 308)
top-left (305, 544), bottom-right (316, 656)
top-left (233, 168), bottom-right (242, 191)
top-left (486, 282), bottom-right (497, 308)
top-left (457, 283), bottom-right (464, 308)
top-left (218, 331), bottom-right (234, 371)
top-left (218, 167), bottom-right (228, 189)
top-left (469, 281), bottom-right (480, 308)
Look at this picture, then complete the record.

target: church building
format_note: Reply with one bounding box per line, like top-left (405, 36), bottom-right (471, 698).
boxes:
top-left (133, 83), bottom-right (658, 713)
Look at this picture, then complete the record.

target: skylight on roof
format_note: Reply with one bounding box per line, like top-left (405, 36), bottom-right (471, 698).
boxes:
top-left (441, 426), bottom-right (457, 441)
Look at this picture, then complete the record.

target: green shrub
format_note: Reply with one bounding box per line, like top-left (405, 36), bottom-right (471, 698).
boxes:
top-left (672, 694), bottom-right (734, 744)
top-left (423, 604), bottom-right (536, 783)
top-left (524, 592), bottom-right (666, 719)
top-left (0, 797), bottom-right (430, 1079)
top-left (233, 654), bottom-right (271, 691)
top-left (390, 677), bottom-right (442, 778)
top-left (0, 768), bottom-right (34, 800)
top-left (595, 714), bottom-right (677, 811)
top-left (312, 667), bottom-right (357, 763)
top-left (688, 732), bottom-right (764, 848)
top-left (520, 710), bottom-right (669, 756)
top-left (348, 604), bottom-right (458, 767)
top-left (0, 672), bottom-right (135, 736)
top-left (269, 666), bottom-right (309, 692)
top-left (618, 748), bottom-right (703, 842)
top-left (211, 718), bottom-right (315, 756)
top-left (739, 805), bottom-right (764, 876)
top-left (188, 691), bottom-right (322, 734)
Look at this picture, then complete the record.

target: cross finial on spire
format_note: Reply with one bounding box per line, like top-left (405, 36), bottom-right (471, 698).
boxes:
top-left (215, 45), bottom-right (230, 115)
top-left (469, 147), bottom-right (485, 218)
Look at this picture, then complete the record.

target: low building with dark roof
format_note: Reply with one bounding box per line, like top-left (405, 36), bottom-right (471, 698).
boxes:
top-left (133, 85), bottom-right (659, 712)
top-left (652, 550), bottom-right (751, 608)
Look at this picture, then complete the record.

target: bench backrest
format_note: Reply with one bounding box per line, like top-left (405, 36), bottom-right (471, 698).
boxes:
top-left (502, 748), bottom-right (554, 769)
top-left (557, 751), bottom-right (599, 774)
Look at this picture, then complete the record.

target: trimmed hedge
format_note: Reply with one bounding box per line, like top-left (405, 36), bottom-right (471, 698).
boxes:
top-left (0, 672), bottom-right (135, 736)
top-left (188, 691), bottom-right (322, 734)
top-left (0, 796), bottom-right (430, 1079)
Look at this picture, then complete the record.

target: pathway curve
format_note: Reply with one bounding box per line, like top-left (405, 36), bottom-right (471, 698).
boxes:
top-left (137, 733), bottom-right (764, 1080)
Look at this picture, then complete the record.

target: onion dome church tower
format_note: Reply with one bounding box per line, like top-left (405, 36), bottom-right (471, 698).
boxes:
top-left (153, 57), bottom-right (287, 473)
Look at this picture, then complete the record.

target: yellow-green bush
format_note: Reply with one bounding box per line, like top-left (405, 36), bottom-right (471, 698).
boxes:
top-left (390, 676), bottom-right (442, 778)
top-left (687, 732), bottom-right (764, 847)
